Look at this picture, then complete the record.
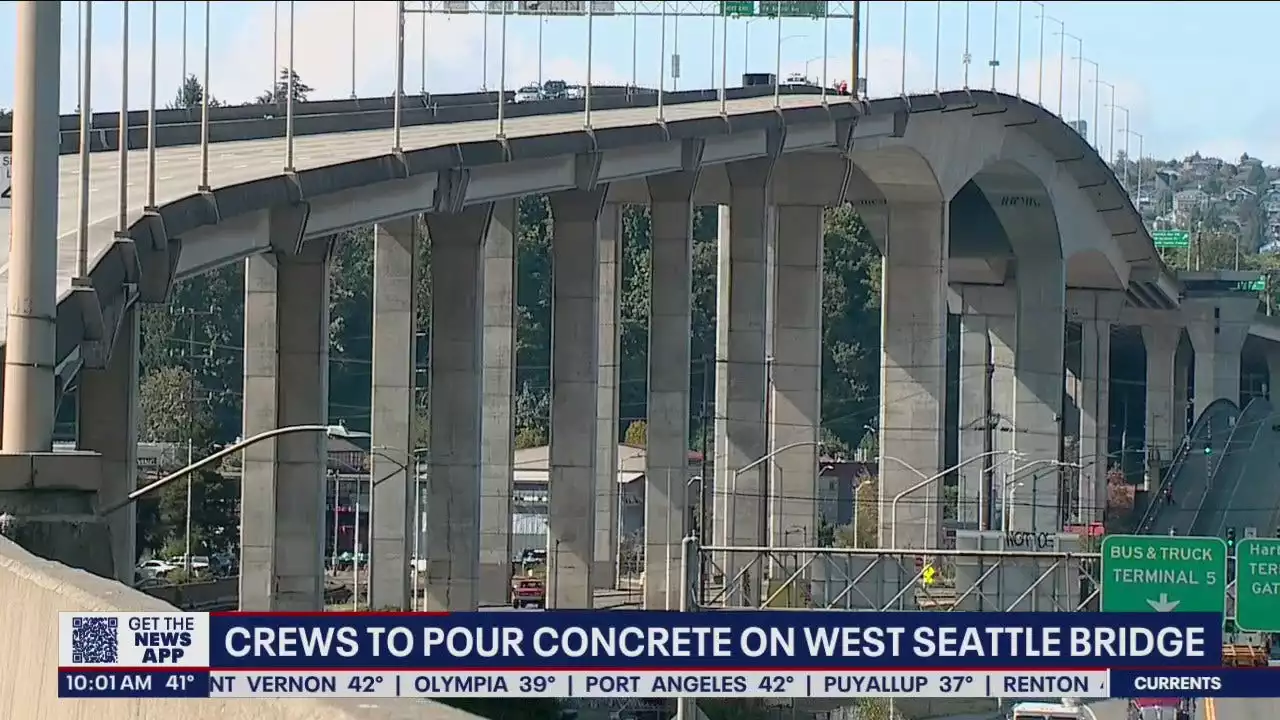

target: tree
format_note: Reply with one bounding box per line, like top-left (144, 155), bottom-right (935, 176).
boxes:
top-left (169, 74), bottom-right (220, 110)
top-left (624, 420), bottom-right (647, 447)
top-left (256, 67), bottom-right (314, 105)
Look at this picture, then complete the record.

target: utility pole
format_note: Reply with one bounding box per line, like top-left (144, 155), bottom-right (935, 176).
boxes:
top-left (697, 354), bottom-right (711, 604)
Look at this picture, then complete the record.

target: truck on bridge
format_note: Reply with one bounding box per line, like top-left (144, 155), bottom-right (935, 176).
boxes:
top-left (1127, 698), bottom-right (1193, 720)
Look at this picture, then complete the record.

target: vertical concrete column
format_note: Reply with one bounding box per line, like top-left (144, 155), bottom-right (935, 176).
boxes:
top-left (879, 201), bottom-right (949, 551)
top-left (1071, 291), bottom-right (1123, 525)
top-left (423, 203), bottom-right (493, 611)
top-left (1267, 350), bottom-right (1280, 401)
top-left (78, 305), bottom-right (140, 583)
top-left (713, 155), bottom-right (774, 604)
top-left (644, 170), bottom-right (699, 609)
top-left (478, 199), bottom-right (518, 605)
top-left (1174, 340), bottom-right (1191, 437)
top-left (368, 218), bottom-right (419, 610)
top-left (1141, 324), bottom-right (1180, 464)
top-left (1184, 297), bottom-right (1255, 414)
top-left (240, 210), bottom-right (331, 611)
top-left (594, 203), bottom-right (623, 589)
top-left (953, 285), bottom-right (1016, 531)
top-left (1077, 318), bottom-right (1110, 524)
top-left (769, 205), bottom-right (823, 554)
top-left (546, 188), bottom-right (607, 609)
top-left (1009, 259), bottom-right (1066, 534)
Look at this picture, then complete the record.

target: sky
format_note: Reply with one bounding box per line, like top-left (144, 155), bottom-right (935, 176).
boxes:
top-left (0, 1), bottom-right (1272, 163)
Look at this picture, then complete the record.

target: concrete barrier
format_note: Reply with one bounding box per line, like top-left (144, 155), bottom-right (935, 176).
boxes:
top-left (0, 84), bottom-right (836, 154)
top-left (0, 536), bottom-right (485, 720)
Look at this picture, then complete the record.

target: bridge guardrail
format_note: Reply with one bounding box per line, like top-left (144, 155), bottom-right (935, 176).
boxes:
top-left (1136, 397), bottom-right (1240, 534)
top-left (0, 84), bottom-right (837, 155)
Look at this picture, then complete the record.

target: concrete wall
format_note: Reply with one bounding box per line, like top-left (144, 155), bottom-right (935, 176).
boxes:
top-left (0, 537), bottom-right (483, 720)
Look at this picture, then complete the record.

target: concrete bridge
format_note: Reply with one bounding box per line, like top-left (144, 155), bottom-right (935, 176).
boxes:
top-left (7, 75), bottom-right (1280, 616)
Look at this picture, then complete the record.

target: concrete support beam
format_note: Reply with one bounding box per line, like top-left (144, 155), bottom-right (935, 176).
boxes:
top-left (78, 305), bottom-right (140, 584)
top-left (423, 204), bottom-right (493, 611)
top-left (1142, 324), bottom-right (1181, 466)
top-left (1010, 259), bottom-right (1066, 534)
top-left (594, 203), bottom-right (623, 590)
top-left (879, 201), bottom-right (949, 551)
top-left (714, 155), bottom-right (775, 605)
top-left (953, 285), bottom-right (1015, 532)
top-left (1184, 297), bottom-right (1256, 414)
top-left (368, 218), bottom-right (419, 611)
top-left (1268, 350), bottom-right (1280, 402)
top-left (1072, 292), bottom-right (1123, 525)
top-left (769, 205), bottom-right (824, 555)
top-left (644, 171), bottom-right (698, 609)
top-left (546, 188), bottom-right (607, 609)
top-left (240, 214), bottom-right (331, 611)
top-left (478, 199), bottom-right (518, 606)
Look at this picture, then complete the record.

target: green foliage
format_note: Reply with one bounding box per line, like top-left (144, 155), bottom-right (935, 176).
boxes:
top-left (624, 420), bottom-right (648, 447)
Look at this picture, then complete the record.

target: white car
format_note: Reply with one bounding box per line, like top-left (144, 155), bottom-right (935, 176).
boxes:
top-left (784, 72), bottom-right (808, 86)
top-left (135, 558), bottom-right (176, 580)
top-left (565, 85), bottom-right (585, 100)
top-left (514, 85), bottom-right (542, 103)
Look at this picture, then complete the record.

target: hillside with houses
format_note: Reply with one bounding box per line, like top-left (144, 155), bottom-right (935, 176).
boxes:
top-left (1119, 150), bottom-right (1280, 258)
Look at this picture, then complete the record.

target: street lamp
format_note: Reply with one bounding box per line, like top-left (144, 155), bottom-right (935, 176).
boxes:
top-left (885, 450), bottom-right (1019, 550)
top-left (998, 458), bottom-right (1082, 533)
top-left (1095, 80), bottom-right (1116, 166)
top-left (1110, 104), bottom-right (1131, 189)
top-left (365, 445), bottom-right (429, 611)
top-left (100, 424), bottom-right (358, 515)
top-left (1057, 31), bottom-right (1082, 124)
top-left (1125, 128), bottom-right (1145, 203)
top-left (1078, 57), bottom-right (1099, 147)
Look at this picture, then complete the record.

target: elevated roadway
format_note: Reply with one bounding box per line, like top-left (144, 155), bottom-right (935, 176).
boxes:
top-left (0, 84), bottom-right (1178, 392)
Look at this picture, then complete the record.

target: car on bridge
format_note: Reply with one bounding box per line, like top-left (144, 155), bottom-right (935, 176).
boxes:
top-left (1008, 700), bottom-right (1088, 720)
top-left (514, 84), bottom-right (542, 103)
top-left (1128, 698), bottom-right (1193, 720)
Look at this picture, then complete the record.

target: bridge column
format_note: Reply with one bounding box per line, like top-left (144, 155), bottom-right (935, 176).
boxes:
top-left (1009, 260), bottom-right (1066, 534)
top-left (423, 204), bottom-right (493, 611)
top-left (953, 285), bottom-right (1016, 531)
top-left (1142, 324), bottom-right (1181, 466)
top-left (768, 205), bottom-right (823, 560)
top-left (368, 218), bottom-right (419, 611)
top-left (240, 215), bottom-right (332, 612)
top-left (1185, 297), bottom-right (1255, 414)
top-left (644, 169), bottom-right (699, 609)
top-left (594, 203), bottom-right (623, 590)
top-left (1267, 349), bottom-right (1280, 402)
top-left (546, 188), bottom-right (607, 609)
top-left (1071, 291), bottom-right (1123, 525)
top-left (478, 199), bottom-right (518, 606)
top-left (78, 305), bottom-right (140, 583)
top-left (878, 201), bottom-right (949, 551)
top-left (714, 155), bottom-right (775, 605)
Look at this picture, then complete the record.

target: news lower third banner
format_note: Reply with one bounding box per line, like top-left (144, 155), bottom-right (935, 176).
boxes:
top-left (59, 611), bottom-right (1231, 699)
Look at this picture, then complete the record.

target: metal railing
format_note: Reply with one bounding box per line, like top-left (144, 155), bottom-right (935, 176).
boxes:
top-left (1136, 397), bottom-right (1240, 534)
top-left (695, 544), bottom-right (1099, 613)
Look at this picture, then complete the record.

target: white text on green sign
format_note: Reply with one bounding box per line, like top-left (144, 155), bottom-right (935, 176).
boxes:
top-left (1235, 539), bottom-right (1280, 633)
top-left (1100, 535), bottom-right (1226, 614)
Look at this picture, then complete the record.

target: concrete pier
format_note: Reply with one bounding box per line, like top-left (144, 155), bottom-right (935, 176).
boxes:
top-left (478, 199), bottom-right (518, 606)
top-left (1185, 297), bottom-right (1255, 412)
top-left (1071, 291), bottom-right (1123, 524)
top-left (240, 218), bottom-right (332, 611)
top-left (594, 203), bottom-right (623, 589)
top-left (644, 169), bottom-right (699, 609)
top-left (878, 201), bottom-right (949, 551)
top-left (546, 189), bottom-right (607, 609)
top-left (423, 204), bottom-right (493, 611)
top-left (1142, 323), bottom-right (1182, 462)
top-left (368, 218), bottom-right (420, 610)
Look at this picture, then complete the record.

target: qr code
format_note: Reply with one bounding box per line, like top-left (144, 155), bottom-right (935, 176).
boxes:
top-left (71, 616), bottom-right (119, 665)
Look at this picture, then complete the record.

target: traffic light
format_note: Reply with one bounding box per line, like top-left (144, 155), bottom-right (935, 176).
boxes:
top-left (1203, 445), bottom-right (1213, 455)
top-left (1227, 527), bottom-right (1236, 549)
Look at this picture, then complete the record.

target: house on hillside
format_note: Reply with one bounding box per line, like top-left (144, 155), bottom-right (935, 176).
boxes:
top-left (1225, 186), bottom-right (1258, 204)
top-left (1173, 188), bottom-right (1209, 217)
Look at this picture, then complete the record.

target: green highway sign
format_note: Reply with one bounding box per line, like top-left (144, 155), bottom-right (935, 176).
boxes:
top-left (720, 1), bottom-right (756, 15)
top-left (1235, 538), bottom-right (1280, 632)
top-left (760, 1), bottom-right (827, 18)
top-left (1236, 278), bottom-right (1266, 292)
top-left (1101, 535), bottom-right (1227, 614)
top-left (1152, 229), bottom-right (1190, 248)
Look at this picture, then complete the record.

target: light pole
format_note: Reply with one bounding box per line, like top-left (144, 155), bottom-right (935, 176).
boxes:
top-left (364, 445), bottom-right (430, 611)
top-left (1046, 16), bottom-right (1064, 115)
top-left (1031, 1), bottom-right (1045, 103)
top-left (999, 458), bottom-right (1081, 533)
top-left (1126, 128), bottom-right (1145, 211)
top-left (1097, 80), bottom-right (1116, 166)
top-left (743, 18), bottom-right (759, 76)
top-left (886, 450), bottom-right (1019, 550)
top-left (1080, 58), bottom-right (1099, 147)
top-left (1058, 32), bottom-right (1082, 124)
top-left (100, 425), bottom-right (358, 516)
top-left (1111, 104), bottom-right (1131, 190)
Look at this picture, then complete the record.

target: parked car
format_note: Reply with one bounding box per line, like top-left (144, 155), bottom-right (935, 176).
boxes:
top-left (135, 558), bottom-right (176, 582)
top-left (565, 85), bottom-right (585, 100)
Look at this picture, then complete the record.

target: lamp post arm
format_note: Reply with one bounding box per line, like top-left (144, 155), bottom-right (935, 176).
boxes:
top-left (101, 424), bottom-right (336, 516)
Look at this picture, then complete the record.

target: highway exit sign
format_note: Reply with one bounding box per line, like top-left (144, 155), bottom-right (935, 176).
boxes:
top-left (760, 1), bottom-right (826, 18)
top-left (1152, 229), bottom-right (1190, 248)
top-left (1101, 535), bottom-right (1227, 614)
top-left (720, 1), bottom-right (755, 15)
top-left (1235, 538), bottom-right (1280, 632)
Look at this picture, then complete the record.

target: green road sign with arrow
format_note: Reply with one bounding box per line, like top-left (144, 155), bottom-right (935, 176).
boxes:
top-left (1152, 229), bottom-right (1190, 248)
top-left (1101, 535), bottom-right (1227, 614)
top-left (1235, 538), bottom-right (1280, 632)
top-left (720, 1), bottom-right (756, 15)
